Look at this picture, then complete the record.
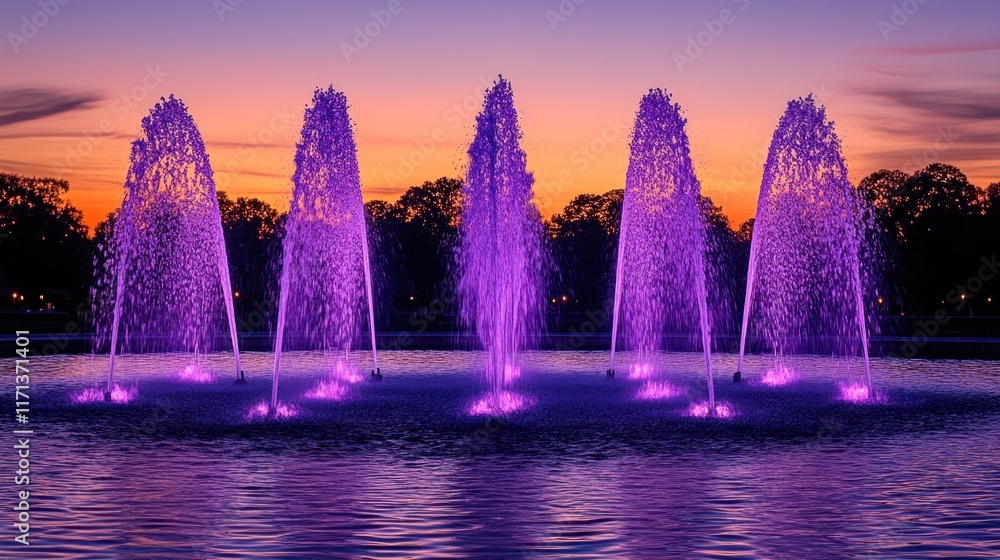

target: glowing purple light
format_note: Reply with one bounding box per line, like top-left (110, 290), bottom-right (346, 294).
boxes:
top-left (837, 381), bottom-right (887, 404)
top-left (246, 400), bottom-right (301, 420)
top-left (177, 364), bottom-right (214, 383)
top-left (71, 384), bottom-right (137, 404)
top-left (636, 381), bottom-right (684, 400)
top-left (331, 360), bottom-right (364, 384)
top-left (457, 77), bottom-right (543, 403)
top-left (270, 86), bottom-right (379, 412)
top-left (504, 364), bottom-right (522, 385)
top-left (759, 364), bottom-right (798, 387)
top-left (468, 391), bottom-right (534, 416)
top-left (687, 400), bottom-right (736, 419)
top-left (71, 388), bottom-right (103, 404)
top-left (628, 363), bottom-right (655, 379)
top-left (95, 95), bottom-right (243, 396)
top-left (735, 95), bottom-right (874, 392)
top-left (609, 88), bottom-right (717, 410)
top-left (305, 379), bottom-right (349, 401)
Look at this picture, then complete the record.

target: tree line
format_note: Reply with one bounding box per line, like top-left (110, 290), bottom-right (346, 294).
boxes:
top-left (1, 164), bottom-right (998, 338)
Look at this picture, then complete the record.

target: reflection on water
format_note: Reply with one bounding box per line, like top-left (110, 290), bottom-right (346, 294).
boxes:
top-left (13, 351), bottom-right (1000, 558)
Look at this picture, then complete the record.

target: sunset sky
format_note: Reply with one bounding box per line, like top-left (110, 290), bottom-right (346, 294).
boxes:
top-left (1, 0), bottom-right (998, 230)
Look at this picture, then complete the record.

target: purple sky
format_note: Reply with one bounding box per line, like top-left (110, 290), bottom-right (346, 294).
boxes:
top-left (1, 0), bottom-right (998, 227)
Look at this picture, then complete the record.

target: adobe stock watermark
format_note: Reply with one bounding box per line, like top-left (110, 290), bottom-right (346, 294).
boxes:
top-left (340, 0), bottom-right (406, 63)
top-left (901, 126), bottom-right (958, 170)
top-left (215, 107), bottom-right (295, 190)
top-left (51, 65), bottom-right (169, 176)
top-left (553, 309), bottom-right (609, 351)
top-left (383, 75), bottom-right (493, 186)
top-left (544, 0), bottom-right (586, 31)
top-left (877, 0), bottom-right (929, 41)
top-left (7, 0), bottom-right (71, 54)
top-left (889, 255), bottom-right (999, 359)
top-left (873, 126), bottom-right (960, 219)
top-left (392, 288), bottom-right (458, 350)
top-left (535, 116), bottom-right (628, 212)
top-left (213, 0), bottom-right (243, 22)
top-left (720, 84), bottom-right (831, 207)
top-left (673, 0), bottom-right (751, 73)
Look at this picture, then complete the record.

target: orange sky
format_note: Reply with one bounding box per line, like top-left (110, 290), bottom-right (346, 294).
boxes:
top-left (1, 0), bottom-right (998, 231)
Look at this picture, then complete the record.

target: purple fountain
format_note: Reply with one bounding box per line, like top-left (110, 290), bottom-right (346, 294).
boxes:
top-left (457, 77), bottom-right (545, 415)
top-left (92, 95), bottom-right (242, 399)
top-left (270, 87), bottom-right (378, 413)
top-left (608, 89), bottom-right (720, 415)
top-left (736, 96), bottom-right (875, 398)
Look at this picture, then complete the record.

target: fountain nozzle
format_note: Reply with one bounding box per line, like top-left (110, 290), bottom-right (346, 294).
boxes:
top-left (235, 370), bottom-right (248, 385)
top-left (733, 371), bottom-right (742, 383)
top-left (371, 367), bottom-right (383, 381)
top-left (103, 390), bottom-right (112, 402)
top-left (606, 368), bottom-right (615, 379)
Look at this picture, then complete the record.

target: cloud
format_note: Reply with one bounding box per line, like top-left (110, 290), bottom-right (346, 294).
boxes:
top-left (364, 184), bottom-right (409, 198)
top-left (873, 41), bottom-right (1000, 57)
top-left (860, 86), bottom-right (1000, 122)
top-left (228, 169), bottom-right (288, 179)
top-left (205, 139), bottom-right (293, 149)
top-left (853, 80), bottom-right (1000, 181)
top-left (0, 88), bottom-right (103, 127)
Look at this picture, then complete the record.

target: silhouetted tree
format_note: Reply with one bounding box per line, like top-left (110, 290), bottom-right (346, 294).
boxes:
top-left (217, 192), bottom-right (282, 329)
top-left (547, 190), bottom-right (623, 312)
top-left (364, 177), bottom-right (462, 316)
top-left (699, 195), bottom-right (743, 339)
top-left (859, 164), bottom-right (985, 315)
top-left (0, 173), bottom-right (91, 311)
top-left (982, 182), bottom-right (1000, 250)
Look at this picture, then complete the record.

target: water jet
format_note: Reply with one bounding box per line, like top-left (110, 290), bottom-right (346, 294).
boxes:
top-left (456, 77), bottom-right (544, 415)
top-left (735, 96), bottom-right (874, 393)
top-left (270, 87), bottom-right (379, 410)
top-left (93, 95), bottom-right (242, 394)
top-left (609, 89), bottom-right (715, 407)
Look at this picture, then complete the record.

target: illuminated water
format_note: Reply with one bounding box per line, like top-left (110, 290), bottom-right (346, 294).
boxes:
top-left (456, 77), bottom-right (544, 414)
top-left (271, 87), bottom-right (379, 411)
top-left (92, 96), bottom-right (242, 392)
top-left (22, 351), bottom-right (1000, 558)
top-left (737, 96), bottom-right (874, 391)
top-left (610, 89), bottom-right (716, 412)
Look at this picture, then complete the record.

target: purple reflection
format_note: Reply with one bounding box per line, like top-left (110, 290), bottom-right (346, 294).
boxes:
top-left (246, 400), bottom-right (300, 420)
top-left (837, 380), bottom-right (888, 404)
top-left (468, 391), bottom-right (534, 416)
top-left (305, 380), bottom-right (349, 401)
top-left (687, 401), bottom-right (736, 419)
top-left (759, 364), bottom-right (798, 387)
top-left (177, 364), bottom-right (214, 384)
top-left (71, 384), bottom-right (137, 404)
top-left (637, 381), bottom-right (684, 401)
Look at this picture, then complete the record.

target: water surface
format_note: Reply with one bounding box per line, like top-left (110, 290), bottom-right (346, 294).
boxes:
top-left (10, 351), bottom-right (1000, 558)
